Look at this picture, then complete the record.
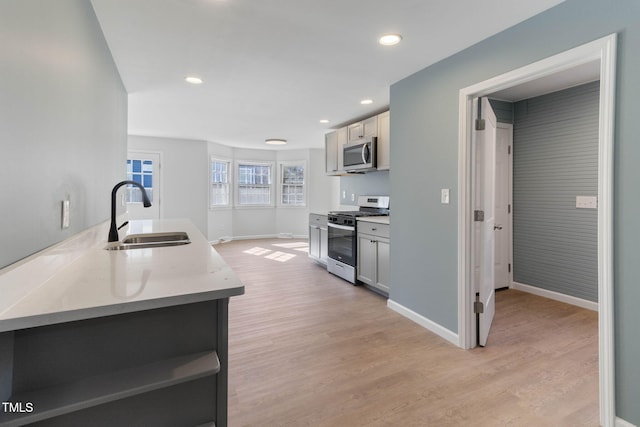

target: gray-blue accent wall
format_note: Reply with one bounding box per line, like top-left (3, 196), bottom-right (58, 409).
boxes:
top-left (513, 82), bottom-right (599, 302)
top-left (389, 0), bottom-right (640, 423)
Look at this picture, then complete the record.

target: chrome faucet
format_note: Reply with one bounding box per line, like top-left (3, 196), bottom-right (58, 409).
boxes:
top-left (108, 180), bottom-right (152, 243)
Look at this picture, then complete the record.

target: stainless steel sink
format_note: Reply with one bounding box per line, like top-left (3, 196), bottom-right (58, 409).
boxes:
top-left (105, 231), bottom-right (191, 250)
top-left (121, 231), bottom-right (189, 244)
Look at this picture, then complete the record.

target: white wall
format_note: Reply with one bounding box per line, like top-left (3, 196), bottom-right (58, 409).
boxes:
top-left (308, 148), bottom-right (340, 213)
top-left (128, 135), bottom-right (209, 236)
top-left (208, 143), bottom-right (335, 241)
top-left (127, 138), bottom-right (334, 242)
top-left (0, 0), bottom-right (127, 269)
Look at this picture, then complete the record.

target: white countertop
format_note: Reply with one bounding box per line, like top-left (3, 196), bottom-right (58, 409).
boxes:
top-left (0, 219), bottom-right (244, 332)
top-left (357, 216), bottom-right (390, 225)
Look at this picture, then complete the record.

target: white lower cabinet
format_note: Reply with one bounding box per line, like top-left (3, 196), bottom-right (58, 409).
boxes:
top-left (357, 221), bottom-right (390, 294)
top-left (309, 214), bottom-right (328, 265)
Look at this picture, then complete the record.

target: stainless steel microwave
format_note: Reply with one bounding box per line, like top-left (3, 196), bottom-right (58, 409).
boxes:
top-left (343, 137), bottom-right (377, 172)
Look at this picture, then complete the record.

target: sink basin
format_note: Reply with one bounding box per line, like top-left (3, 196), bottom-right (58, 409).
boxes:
top-left (121, 231), bottom-right (189, 244)
top-left (105, 231), bottom-right (191, 250)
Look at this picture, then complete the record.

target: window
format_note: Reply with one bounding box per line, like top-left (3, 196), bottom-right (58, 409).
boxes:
top-left (126, 158), bottom-right (154, 202)
top-left (210, 159), bottom-right (231, 207)
top-left (237, 162), bottom-right (273, 206)
top-left (280, 161), bottom-right (306, 206)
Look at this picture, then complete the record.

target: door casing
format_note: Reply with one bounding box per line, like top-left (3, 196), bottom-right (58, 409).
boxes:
top-left (457, 34), bottom-right (616, 426)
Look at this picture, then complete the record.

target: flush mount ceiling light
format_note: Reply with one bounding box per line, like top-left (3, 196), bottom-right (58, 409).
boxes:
top-left (360, 99), bottom-right (373, 105)
top-left (184, 76), bottom-right (203, 84)
top-left (319, 119), bottom-right (330, 124)
top-left (378, 34), bottom-right (403, 46)
top-left (265, 138), bottom-right (287, 145)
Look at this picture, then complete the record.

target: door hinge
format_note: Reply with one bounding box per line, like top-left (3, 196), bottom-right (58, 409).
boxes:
top-left (508, 145), bottom-right (511, 155)
top-left (474, 210), bottom-right (484, 222)
top-left (474, 292), bottom-right (484, 314)
top-left (475, 98), bottom-right (485, 131)
top-left (508, 263), bottom-right (511, 273)
top-left (508, 204), bottom-right (511, 214)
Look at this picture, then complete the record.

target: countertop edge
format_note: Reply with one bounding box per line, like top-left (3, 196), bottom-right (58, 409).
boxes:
top-left (0, 286), bottom-right (244, 333)
top-left (356, 216), bottom-right (390, 225)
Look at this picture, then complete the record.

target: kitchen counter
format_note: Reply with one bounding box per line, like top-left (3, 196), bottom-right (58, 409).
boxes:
top-left (0, 218), bottom-right (243, 426)
top-left (0, 218), bottom-right (243, 332)
top-left (357, 216), bottom-right (390, 225)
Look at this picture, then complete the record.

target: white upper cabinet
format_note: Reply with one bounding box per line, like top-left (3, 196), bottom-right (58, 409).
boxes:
top-left (325, 130), bottom-right (339, 175)
top-left (347, 115), bottom-right (378, 142)
top-left (337, 126), bottom-right (347, 170)
top-left (325, 126), bottom-right (348, 175)
top-left (376, 110), bottom-right (390, 171)
top-left (325, 110), bottom-right (389, 175)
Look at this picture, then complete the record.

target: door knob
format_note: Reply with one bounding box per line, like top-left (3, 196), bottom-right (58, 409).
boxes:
top-left (494, 225), bottom-right (503, 230)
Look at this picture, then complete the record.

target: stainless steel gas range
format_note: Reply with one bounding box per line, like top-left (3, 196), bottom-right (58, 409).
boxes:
top-left (327, 196), bottom-right (389, 284)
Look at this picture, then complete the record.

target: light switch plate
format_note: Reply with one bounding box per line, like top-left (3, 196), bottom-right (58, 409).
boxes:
top-left (441, 189), bottom-right (450, 204)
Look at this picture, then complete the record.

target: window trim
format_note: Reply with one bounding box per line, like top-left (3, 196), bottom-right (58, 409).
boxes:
top-left (234, 160), bottom-right (275, 208)
top-left (209, 157), bottom-right (232, 209)
top-left (277, 160), bottom-right (307, 208)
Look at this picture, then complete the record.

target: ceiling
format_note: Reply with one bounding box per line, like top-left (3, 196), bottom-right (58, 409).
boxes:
top-left (489, 60), bottom-right (600, 102)
top-left (90, 0), bottom-right (565, 150)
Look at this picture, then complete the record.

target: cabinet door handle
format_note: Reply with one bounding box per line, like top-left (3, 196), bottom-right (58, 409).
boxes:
top-left (371, 227), bottom-right (377, 231)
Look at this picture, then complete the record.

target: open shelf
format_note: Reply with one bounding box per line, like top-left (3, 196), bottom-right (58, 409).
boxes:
top-left (0, 351), bottom-right (219, 426)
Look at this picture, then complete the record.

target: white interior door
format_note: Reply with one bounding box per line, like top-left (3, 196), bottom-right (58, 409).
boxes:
top-left (126, 151), bottom-right (160, 220)
top-left (494, 124), bottom-right (512, 289)
top-left (473, 97), bottom-right (497, 347)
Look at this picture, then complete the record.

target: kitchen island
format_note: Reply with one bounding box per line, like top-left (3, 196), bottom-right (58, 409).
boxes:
top-left (0, 219), bottom-right (244, 427)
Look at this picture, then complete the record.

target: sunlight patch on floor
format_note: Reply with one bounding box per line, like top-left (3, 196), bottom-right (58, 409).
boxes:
top-left (264, 251), bottom-right (296, 262)
top-left (243, 247), bottom-right (272, 256)
top-left (272, 242), bottom-right (308, 249)
top-left (272, 241), bottom-right (309, 254)
top-left (242, 246), bottom-right (299, 262)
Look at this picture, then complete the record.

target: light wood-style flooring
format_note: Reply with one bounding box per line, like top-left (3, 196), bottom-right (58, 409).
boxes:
top-left (214, 238), bottom-right (599, 426)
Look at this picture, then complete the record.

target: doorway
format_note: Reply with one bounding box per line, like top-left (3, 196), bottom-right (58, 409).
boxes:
top-left (457, 34), bottom-right (616, 426)
top-left (494, 123), bottom-right (512, 291)
top-left (126, 151), bottom-right (162, 220)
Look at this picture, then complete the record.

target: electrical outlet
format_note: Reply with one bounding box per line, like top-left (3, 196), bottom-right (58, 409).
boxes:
top-left (351, 193), bottom-right (355, 202)
top-left (61, 200), bottom-right (70, 229)
top-left (576, 195), bottom-right (597, 209)
top-left (342, 190), bottom-right (346, 199)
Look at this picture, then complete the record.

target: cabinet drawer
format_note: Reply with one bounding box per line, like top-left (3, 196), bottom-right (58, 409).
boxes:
top-left (358, 221), bottom-right (389, 238)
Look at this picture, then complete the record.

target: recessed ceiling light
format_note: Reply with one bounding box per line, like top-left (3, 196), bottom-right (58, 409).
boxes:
top-left (378, 34), bottom-right (402, 46)
top-left (265, 138), bottom-right (287, 145)
top-left (185, 76), bottom-right (203, 84)
top-left (319, 119), bottom-right (330, 124)
top-left (360, 99), bottom-right (373, 105)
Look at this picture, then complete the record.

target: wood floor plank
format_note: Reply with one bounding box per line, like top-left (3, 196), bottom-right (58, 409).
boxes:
top-left (215, 239), bottom-right (598, 426)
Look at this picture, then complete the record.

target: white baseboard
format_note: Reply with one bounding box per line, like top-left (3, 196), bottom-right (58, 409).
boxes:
top-left (210, 234), bottom-right (308, 245)
top-left (387, 299), bottom-right (459, 346)
top-left (616, 417), bottom-right (638, 427)
top-left (279, 233), bottom-right (308, 239)
top-left (511, 281), bottom-right (598, 311)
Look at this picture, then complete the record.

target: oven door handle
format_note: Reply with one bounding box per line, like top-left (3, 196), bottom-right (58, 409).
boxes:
top-left (328, 223), bottom-right (355, 231)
